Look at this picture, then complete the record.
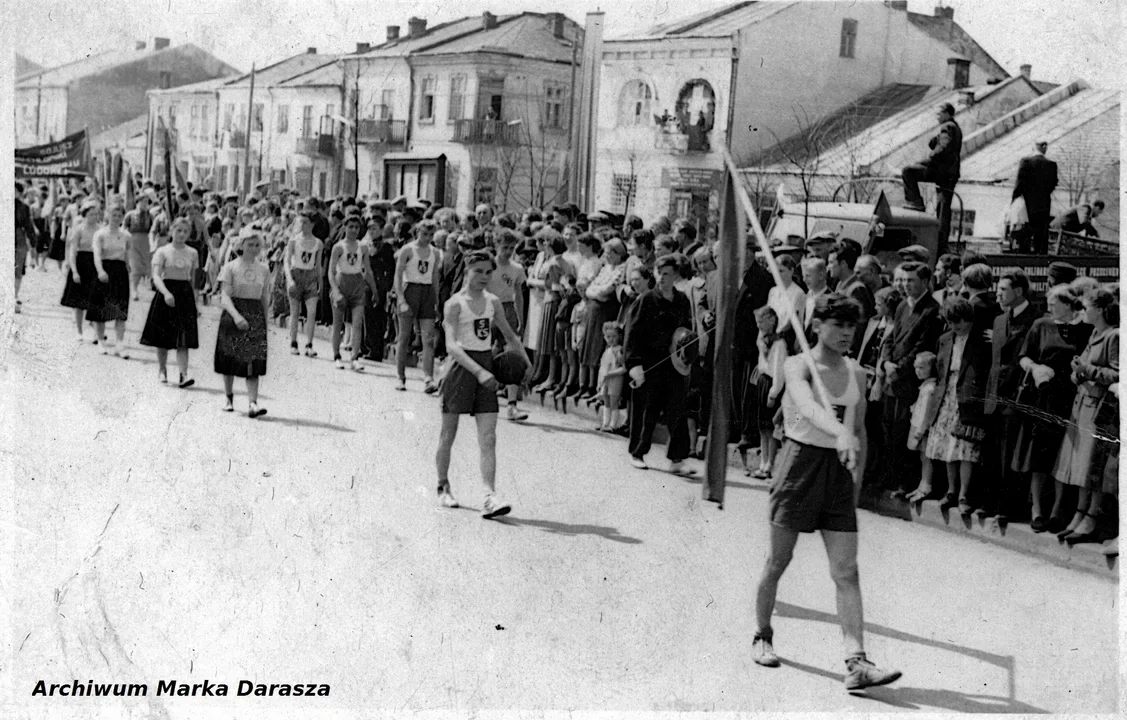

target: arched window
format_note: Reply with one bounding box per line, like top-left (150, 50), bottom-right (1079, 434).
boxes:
top-left (675, 79), bottom-right (716, 151)
top-left (619, 80), bottom-right (655, 127)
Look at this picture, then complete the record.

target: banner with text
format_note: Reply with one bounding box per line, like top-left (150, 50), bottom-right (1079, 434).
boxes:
top-left (15, 131), bottom-right (92, 178)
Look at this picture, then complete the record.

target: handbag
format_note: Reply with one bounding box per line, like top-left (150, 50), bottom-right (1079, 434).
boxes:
top-left (951, 420), bottom-right (986, 443)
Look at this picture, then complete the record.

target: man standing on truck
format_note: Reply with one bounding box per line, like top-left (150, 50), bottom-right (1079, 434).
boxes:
top-left (901, 103), bottom-right (962, 253)
top-left (1012, 141), bottom-right (1058, 254)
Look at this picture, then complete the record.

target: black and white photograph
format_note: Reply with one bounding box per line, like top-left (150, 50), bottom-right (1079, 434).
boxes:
top-left (2, 0), bottom-right (1123, 716)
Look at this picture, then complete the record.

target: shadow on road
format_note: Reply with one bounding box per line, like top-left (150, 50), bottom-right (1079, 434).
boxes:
top-left (498, 516), bottom-right (642, 544)
top-left (774, 602), bottom-right (1047, 714)
top-left (258, 415), bottom-right (356, 433)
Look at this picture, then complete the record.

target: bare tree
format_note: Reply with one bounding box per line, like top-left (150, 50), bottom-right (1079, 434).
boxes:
top-left (1058, 127), bottom-right (1096, 205)
top-left (766, 105), bottom-right (836, 238)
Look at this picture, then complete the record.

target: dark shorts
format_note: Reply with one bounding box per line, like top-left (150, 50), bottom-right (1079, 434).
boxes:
top-left (491, 301), bottom-right (519, 346)
top-left (15, 244), bottom-right (28, 277)
top-left (288, 267), bottom-right (320, 302)
top-left (441, 349), bottom-right (500, 416)
top-left (333, 273), bottom-right (367, 310)
top-left (768, 439), bottom-right (858, 533)
top-left (402, 282), bottom-right (437, 320)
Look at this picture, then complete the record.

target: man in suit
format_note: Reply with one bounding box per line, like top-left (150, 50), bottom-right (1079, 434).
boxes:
top-left (1050, 200), bottom-right (1104, 238)
top-left (902, 103), bottom-right (962, 252)
top-left (828, 240), bottom-right (874, 355)
top-left (879, 261), bottom-right (943, 496)
top-left (1012, 141), bottom-right (1058, 253)
top-left (979, 271), bottom-right (1036, 524)
top-left (801, 256), bottom-right (830, 346)
top-left (931, 253), bottom-right (963, 305)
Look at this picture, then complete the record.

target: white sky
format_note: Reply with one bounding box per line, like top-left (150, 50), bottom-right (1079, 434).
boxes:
top-left (7, 0), bottom-right (1124, 88)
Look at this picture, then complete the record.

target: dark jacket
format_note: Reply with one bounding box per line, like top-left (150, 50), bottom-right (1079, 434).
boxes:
top-left (1013, 154), bottom-right (1058, 212)
top-left (968, 290), bottom-right (1002, 346)
top-left (624, 287), bottom-right (693, 372)
top-left (925, 119), bottom-right (963, 181)
top-left (984, 304), bottom-right (1037, 415)
top-left (925, 330), bottom-right (991, 429)
top-left (732, 257), bottom-right (774, 359)
top-left (881, 292), bottom-right (943, 400)
top-left (837, 273), bottom-right (875, 356)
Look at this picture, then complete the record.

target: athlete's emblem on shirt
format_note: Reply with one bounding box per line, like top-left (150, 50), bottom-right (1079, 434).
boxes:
top-left (172, 257), bottom-right (189, 269)
top-left (300, 251), bottom-right (312, 264)
top-left (417, 260), bottom-right (429, 275)
top-left (473, 318), bottom-right (490, 340)
top-left (503, 274), bottom-right (513, 286)
top-left (347, 252), bottom-right (358, 266)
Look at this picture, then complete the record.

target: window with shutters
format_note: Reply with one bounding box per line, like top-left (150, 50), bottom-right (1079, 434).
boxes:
top-left (302, 106), bottom-right (313, 137)
top-left (381, 90), bottom-right (394, 119)
top-left (200, 104), bottom-right (209, 141)
top-left (252, 103), bottom-right (264, 132)
top-left (840, 19), bottom-right (858, 58)
top-left (544, 84), bottom-right (566, 129)
top-left (618, 81), bottom-right (654, 127)
top-left (611, 173), bottom-right (636, 212)
top-left (189, 105), bottom-right (199, 140)
top-left (223, 103), bottom-right (234, 132)
top-left (420, 76), bottom-right (436, 122)
top-left (276, 105), bottom-right (289, 134)
top-left (448, 75), bottom-right (466, 122)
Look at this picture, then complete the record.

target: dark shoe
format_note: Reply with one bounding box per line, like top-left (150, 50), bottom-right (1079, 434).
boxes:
top-left (958, 498), bottom-right (973, 517)
top-left (939, 493), bottom-right (958, 511)
top-left (901, 202), bottom-right (926, 212)
top-left (1030, 516), bottom-right (1048, 533)
top-left (1066, 531), bottom-right (1103, 546)
top-left (1046, 516), bottom-right (1066, 534)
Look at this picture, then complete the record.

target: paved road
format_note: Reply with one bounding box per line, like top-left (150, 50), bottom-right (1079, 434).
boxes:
top-left (2, 268), bottom-right (1120, 716)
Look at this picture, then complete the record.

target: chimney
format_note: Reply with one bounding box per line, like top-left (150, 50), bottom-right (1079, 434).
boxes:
top-left (934, 5), bottom-right (954, 20)
top-left (1019, 63), bottom-right (1032, 79)
top-left (135, 41), bottom-right (147, 51)
top-left (356, 42), bottom-right (371, 53)
top-left (306, 47), bottom-right (317, 54)
top-left (386, 25), bottom-right (400, 41)
top-left (152, 37), bottom-right (170, 50)
top-left (946, 57), bottom-right (970, 90)
top-left (888, 1), bottom-right (907, 10)
top-left (408, 17), bottom-right (427, 38)
top-left (159, 71), bottom-right (172, 89)
top-left (482, 12), bottom-right (498, 30)
top-left (548, 12), bottom-right (565, 39)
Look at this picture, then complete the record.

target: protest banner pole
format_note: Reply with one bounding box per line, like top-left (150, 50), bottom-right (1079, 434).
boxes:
top-left (242, 63), bottom-right (256, 200)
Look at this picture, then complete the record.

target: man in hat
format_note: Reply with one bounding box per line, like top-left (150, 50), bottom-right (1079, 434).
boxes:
top-left (673, 220), bottom-right (702, 258)
top-left (901, 103), bottom-right (962, 249)
top-left (623, 253), bottom-right (696, 475)
top-left (804, 232), bottom-right (836, 262)
top-left (1012, 141), bottom-right (1058, 253)
top-left (896, 244), bottom-right (931, 266)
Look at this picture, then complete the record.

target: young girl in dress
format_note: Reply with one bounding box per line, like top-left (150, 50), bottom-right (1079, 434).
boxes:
top-left (597, 321), bottom-right (626, 432)
top-left (215, 230), bottom-right (272, 418)
top-left (905, 352), bottom-right (939, 503)
top-left (140, 217), bottom-right (200, 387)
top-left (88, 204), bottom-right (133, 357)
top-left (750, 305), bottom-right (787, 478)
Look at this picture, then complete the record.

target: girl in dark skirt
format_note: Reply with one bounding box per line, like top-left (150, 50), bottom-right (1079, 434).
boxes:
top-left (141, 217), bottom-right (200, 387)
top-left (749, 305), bottom-right (787, 478)
top-left (88, 204), bottom-right (133, 356)
top-left (48, 203), bottom-right (68, 267)
top-left (216, 229), bottom-right (271, 418)
top-left (60, 202), bottom-right (103, 342)
top-left (530, 229), bottom-right (570, 394)
top-left (579, 238), bottom-right (627, 399)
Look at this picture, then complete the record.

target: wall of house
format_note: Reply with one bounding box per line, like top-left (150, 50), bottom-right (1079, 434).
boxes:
top-left (14, 87), bottom-right (68, 147)
top-left (68, 46), bottom-right (236, 137)
top-left (348, 56), bottom-right (413, 198)
top-left (149, 91), bottom-right (221, 184)
top-left (884, 13), bottom-right (997, 88)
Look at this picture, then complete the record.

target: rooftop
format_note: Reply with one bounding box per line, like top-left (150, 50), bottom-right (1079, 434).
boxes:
top-left (347, 16), bottom-right (484, 59)
top-left (904, 9), bottom-right (1008, 80)
top-left (417, 13), bottom-right (580, 63)
top-left (222, 52), bottom-right (341, 89)
top-left (148, 74), bottom-right (239, 96)
top-left (276, 61), bottom-right (343, 88)
top-left (17, 43), bottom-right (214, 88)
top-left (621, 1), bottom-right (795, 39)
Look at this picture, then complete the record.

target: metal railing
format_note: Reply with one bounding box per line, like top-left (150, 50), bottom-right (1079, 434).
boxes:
top-left (453, 119), bottom-right (520, 146)
top-left (296, 134), bottom-right (334, 157)
top-left (356, 118), bottom-right (407, 146)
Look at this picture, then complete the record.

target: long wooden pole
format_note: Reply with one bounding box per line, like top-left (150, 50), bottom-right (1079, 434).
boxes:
top-left (242, 63), bottom-right (256, 199)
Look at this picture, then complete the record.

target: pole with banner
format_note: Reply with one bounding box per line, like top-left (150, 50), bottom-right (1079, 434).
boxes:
top-left (242, 63), bottom-right (256, 200)
top-left (160, 117), bottom-right (175, 218)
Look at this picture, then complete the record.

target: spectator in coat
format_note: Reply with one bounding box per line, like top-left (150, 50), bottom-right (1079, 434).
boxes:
top-left (1012, 141), bottom-right (1058, 253)
top-left (878, 261), bottom-right (944, 496)
top-left (1050, 201), bottom-right (1104, 238)
top-left (829, 240), bottom-right (875, 354)
top-left (901, 103), bottom-right (962, 250)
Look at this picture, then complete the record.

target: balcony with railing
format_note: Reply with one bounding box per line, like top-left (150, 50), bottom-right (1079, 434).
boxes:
top-left (453, 119), bottom-right (520, 146)
top-left (296, 134), bottom-right (335, 157)
top-left (356, 118), bottom-right (407, 146)
top-left (227, 129), bottom-right (247, 149)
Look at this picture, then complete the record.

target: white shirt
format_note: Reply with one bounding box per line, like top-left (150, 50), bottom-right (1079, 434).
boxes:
top-left (804, 286), bottom-right (827, 328)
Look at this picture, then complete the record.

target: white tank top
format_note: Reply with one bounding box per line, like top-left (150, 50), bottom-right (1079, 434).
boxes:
top-left (782, 357), bottom-right (862, 449)
top-left (455, 291), bottom-right (496, 352)
top-left (403, 243), bottom-right (438, 284)
top-left (291, 236), bottom-right (321, 270)
top-left (336, 241), bottom-right (364, 275)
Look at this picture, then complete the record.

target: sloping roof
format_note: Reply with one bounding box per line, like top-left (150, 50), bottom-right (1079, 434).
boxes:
top-left (91, 114), bottom-right (149, 148)
top-left (960, 86), bottom-right (1120, 181)
top-left (348, 17), bottom-right (484, 58)
top-left (417, 13), bottom-right (580, 63)
top-left (626, 1), bottom-right (795, 39)
top-left (148, 74), bottom-right (239, 96)
top-left (905, 11), bottom-right (1008, 80)
top-left (277, 61), bottom-right (343, 88)
top-left (1032, 80), bottom-right (1059, 94)
top-left (16, 43), bottom-right (212, 88)
top-left (16, 53), bottom-right (42, 77)
top-left (222, 53), bottom-right (340, 89)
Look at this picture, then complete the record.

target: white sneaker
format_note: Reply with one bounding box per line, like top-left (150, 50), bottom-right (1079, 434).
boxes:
top-left (630, 456), bottom-right (649, 470)
top-left (335, 357), bottom-right (346, 369)
top-left (395, 378), bottom-right (407, 391)
top-left (438, 485), bottom-right (459, 508)
top-left (481, 495), bottom-right (511, 519)
top-left (669, 461), bottom-right (696, 477)
top-left (350, 359), bottom-right (364, 372)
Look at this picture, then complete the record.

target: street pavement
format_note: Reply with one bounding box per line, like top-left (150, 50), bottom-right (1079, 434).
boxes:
top-left (2, 267), bottom-right (1121, 717)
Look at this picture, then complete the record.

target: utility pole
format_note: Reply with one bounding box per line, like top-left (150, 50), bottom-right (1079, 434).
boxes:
top-left (566, 35), bottom-right (578, 204)
top-left (242, 63), bottom-right (256, 200)
top-left (35, 74), bottom-right (43, 143)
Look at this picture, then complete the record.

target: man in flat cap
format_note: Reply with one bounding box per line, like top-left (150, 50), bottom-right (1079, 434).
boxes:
top-left (896, 244), bottom-right (931, 266)
top-left (1012, 140), bottom-right (1057, 253)
top-left (901, 103), bottom-right (962, 251)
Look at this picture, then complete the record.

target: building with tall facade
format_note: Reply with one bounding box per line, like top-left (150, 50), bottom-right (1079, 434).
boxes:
top-left (15, 39), bottom-right (237, 148)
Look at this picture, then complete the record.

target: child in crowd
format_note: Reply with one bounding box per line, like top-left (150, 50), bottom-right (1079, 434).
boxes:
top-left (597, 321), bottom-right (626, 432)
top-left (555, 273), bottom-right (582, 398)
top-left (750, 305), bottom-right (788, 479)
top-left (906, 351), bottom-right (939, 503)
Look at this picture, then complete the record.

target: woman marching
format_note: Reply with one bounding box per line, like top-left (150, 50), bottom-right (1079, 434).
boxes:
top-left (140, 217), bottom-right (200, 387)
top-left (87, 203), bottom-right (133, 356)
top-left (215, 229), bottom-right (272, 418)
top-left (60, 200), bottom-right (103, 342)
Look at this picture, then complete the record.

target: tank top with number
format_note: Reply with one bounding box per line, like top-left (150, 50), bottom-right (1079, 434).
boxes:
top-left (336, 241), bottom-right (364, 275)
top-left (455, 291), bottom-right (497, 352)
top-left (291, 236), bottom-right (322, 270)
top-left (782, 357), bottom-right (862, 450)
top-left (403, 243), bottom-right (438, 284)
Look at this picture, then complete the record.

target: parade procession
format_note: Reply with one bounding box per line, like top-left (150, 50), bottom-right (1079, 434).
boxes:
top-left (5, 0), bottom-right (1121, 716)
